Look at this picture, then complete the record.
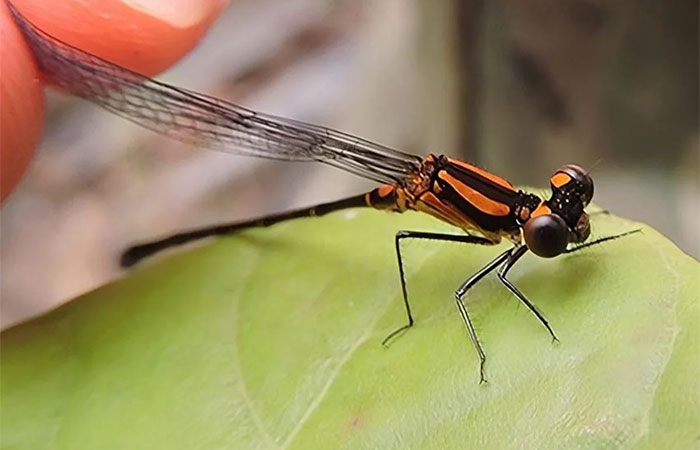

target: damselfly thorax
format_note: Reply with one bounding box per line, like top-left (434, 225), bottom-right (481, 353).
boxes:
top-left (367, 154), bottom-right (593, 255)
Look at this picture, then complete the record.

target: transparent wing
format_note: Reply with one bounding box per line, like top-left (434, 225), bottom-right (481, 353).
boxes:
top-left (8, 2), bottom-right (423, 184)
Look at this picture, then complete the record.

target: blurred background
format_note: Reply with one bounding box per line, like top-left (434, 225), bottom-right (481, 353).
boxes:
top-left (1, 0), bottom-right (698, 329)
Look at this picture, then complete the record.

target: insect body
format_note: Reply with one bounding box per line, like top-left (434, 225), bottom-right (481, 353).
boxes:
top-left (8, 1), bottom-right (629, 382)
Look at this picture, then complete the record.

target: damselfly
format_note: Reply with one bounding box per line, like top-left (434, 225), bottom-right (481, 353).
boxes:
top-left (8, 2), bottom-right (635, 382)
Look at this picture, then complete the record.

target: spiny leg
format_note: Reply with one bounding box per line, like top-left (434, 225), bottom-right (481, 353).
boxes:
top-left (454, 247), bottom-right (513, 383)
top-left (496, 245), bottom-right (558, 342)
top-left (382, 230), bottom-right (495, 346)
top-left (564, 229), bottom-right (641, 254)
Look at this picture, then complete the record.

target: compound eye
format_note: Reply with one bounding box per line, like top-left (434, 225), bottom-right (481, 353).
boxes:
top-left (523, 214), bottom-right (569, 258)
top-left (551, 164), bottom-right (594, 206)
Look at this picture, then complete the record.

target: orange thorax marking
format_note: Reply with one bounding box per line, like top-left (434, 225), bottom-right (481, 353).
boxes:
top-left (447, 158), bottom-right (515, 190)
top-left (414, 191), bottom-right (502, 243)
top-left (438, 171), bottom-right (510, 216)
top-left (531, 201), bottom-right (552, 218)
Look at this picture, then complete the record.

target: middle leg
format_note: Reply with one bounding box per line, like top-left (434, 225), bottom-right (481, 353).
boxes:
top-left (454, 247), bottom-right (514, 383)
top-left (382, 230), bottom-right (496, 346)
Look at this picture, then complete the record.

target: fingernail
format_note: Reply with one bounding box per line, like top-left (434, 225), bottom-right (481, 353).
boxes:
top-left (120, 0), bottom-right (229, 27)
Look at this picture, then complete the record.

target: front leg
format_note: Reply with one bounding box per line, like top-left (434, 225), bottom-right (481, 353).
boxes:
top-left (496, 245), bottom-right (558, 342)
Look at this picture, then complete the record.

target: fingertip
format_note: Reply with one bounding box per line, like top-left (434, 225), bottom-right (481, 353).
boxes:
top-left (121, 0), bottom-right (230, 29)
top-left (0, 1), bottom-right (44, 203)
top-left (8, 0), bottom-right (230, 76)
top-left (1, 0), bottom-right (228, 202)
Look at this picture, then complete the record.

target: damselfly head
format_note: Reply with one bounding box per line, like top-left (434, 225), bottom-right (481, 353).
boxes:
top-left (522, 208), bottom-right (592, 257)
top-left (570, 212), bottom-right (591, 243)
top-left (550, 164), bottom-right (594, 207)
top-left (524, 164), bottom-right (594, 257)
top-left (525, 164), bottom-right (595, 252)
top-left (523, 214), bottom-right (570, 258)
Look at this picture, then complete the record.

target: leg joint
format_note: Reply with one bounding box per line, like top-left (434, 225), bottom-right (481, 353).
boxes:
top-left (395, 230), bottom-right (411, 240)
top-left (496, 265), bottom-right (507, 280)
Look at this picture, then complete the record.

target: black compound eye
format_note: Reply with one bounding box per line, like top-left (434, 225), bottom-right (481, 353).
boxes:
top-left (523, 214), bottom-right (569, 258)
top-left (551, 164), bottom-right (594, 206)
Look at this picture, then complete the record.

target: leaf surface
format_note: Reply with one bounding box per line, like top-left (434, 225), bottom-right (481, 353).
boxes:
top-left (2, 209), bottom-right (698, 449)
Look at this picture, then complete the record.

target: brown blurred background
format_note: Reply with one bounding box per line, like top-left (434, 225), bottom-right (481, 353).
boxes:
top-left (1, 0), bottom-right (698, 329)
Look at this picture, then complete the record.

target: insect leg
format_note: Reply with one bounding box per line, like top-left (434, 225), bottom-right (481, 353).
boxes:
top-left (496, 245), bottom-right (558, 342)
top-left (455, 247), bottom-right (513, 383)
top-left (381, 231), bottom-right (495, 346)
top-left (564, 229), bottom-right (641, 254)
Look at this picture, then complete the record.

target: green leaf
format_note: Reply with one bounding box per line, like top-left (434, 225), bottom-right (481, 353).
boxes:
top-left (2, 209), bottom-right (698, 449)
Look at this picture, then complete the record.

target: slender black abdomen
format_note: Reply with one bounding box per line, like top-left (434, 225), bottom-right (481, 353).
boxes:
top-left (121, 193), bottom-right (372, 267)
